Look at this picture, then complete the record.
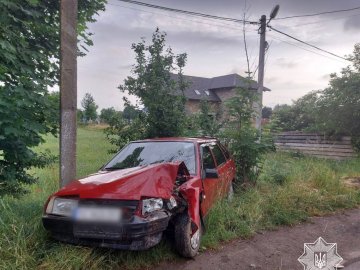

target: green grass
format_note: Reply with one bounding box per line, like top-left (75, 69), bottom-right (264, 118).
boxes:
top-left (1, 130), bottom-right (360, 269)
top-left (203, 153), bottom-right (360, 248)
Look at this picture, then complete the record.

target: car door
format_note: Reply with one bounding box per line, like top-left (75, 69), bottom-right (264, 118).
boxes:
top-left (209, 143), bottom-right (231, 198)
top-left (219, 142), bottom-right (236, 185)
top-left (200, 144), bottom-right (218, 216)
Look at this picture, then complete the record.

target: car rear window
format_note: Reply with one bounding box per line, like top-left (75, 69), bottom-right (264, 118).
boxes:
top-left (104, 141), bottom-right (196, 174)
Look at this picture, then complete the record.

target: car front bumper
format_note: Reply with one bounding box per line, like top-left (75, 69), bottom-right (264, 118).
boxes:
top-left (42, 211), bottom-right (171, 250)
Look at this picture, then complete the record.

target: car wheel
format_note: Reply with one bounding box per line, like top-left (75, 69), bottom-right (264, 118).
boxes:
top-left (227, 181), bottom-right (234, 201)
top-left (174, 213), bottom-right (201, 258)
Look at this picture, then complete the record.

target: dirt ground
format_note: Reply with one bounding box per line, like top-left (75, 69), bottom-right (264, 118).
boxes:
top-left (156, 208), bottom-right (360, 270)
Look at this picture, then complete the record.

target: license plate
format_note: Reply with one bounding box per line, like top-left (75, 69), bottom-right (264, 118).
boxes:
top-left (74, 206), bottom-right (122, 223)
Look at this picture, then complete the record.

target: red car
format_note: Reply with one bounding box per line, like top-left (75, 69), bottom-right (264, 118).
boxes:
top-left (42, 137), bottom-right (236, 258)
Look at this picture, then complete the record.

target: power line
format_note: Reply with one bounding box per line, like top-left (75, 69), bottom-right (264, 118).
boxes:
top-left (252, 41), bottom-right (271, 79)
top-left (267, 33), bottom-right (348, 64)
top-left (263, 41), bottom-right (273, 75)
top-left (249, 43), bottom-right (258, 71)
top-left (115, 0), bottom-right (258, 24)
top-left (290, 13), bottom-right (360, 27)
top-left (267, 25), bottom-right (350, 61)
top-left (110, 0), bottom-right (350, 63)
top-left (249, 34), bottom-right (260, 72)
top-left (108, 2), bottom-right (258, 32)
top-left (109, 1), bottom-right (350, 68)
top-left (268, 34), bottom-right (337, 61)
top-left (274, 5), bottom-right (360, 20)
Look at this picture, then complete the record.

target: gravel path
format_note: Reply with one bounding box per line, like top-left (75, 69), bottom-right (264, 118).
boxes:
top-left (156, 208), bottom-right (360, 270)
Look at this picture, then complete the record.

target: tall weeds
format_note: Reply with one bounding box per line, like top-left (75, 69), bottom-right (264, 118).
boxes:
top-left (1, 133), bottom-right (359, 269)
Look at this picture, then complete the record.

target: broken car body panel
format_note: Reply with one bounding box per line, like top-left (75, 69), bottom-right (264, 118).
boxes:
top-left (179, 182), bottom-right (202, 232)
top-left (42, 138), bottom-right (236, 253)
top-left (54, 162), bottom-right (188, 200)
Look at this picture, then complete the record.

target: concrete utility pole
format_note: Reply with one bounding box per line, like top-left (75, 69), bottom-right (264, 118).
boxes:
top-left (255, 5), bottom-right (279, 135)
top-left (255, 14), bottom-right (266, 133)
top-left (60, 0), bottom-right (78, 187)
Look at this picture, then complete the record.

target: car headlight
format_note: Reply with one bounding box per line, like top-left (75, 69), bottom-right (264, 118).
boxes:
top-left (142, 198), bottom-right (163, 215)
top-left (46, 197), bottom-right (78, 217)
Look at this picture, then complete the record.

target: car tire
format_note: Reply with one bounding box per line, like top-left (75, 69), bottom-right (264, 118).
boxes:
top-left (227, 181), bottom-right (234, 201)
top-left (174, 213), bottom-right (201, 258)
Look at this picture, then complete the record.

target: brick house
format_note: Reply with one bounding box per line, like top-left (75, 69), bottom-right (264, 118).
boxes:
top-left (171, 73), bottom-right (271, 119)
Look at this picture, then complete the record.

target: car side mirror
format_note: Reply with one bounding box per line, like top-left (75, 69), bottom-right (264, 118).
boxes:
top-left (204, 168), bottom-right (218, 179)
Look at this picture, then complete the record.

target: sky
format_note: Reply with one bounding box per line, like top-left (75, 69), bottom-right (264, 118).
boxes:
top-left (77, 0), bottom-right (360, 110)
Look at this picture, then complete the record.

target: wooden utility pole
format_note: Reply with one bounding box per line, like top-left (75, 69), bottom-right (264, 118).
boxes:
top-left (255, 15), bottom-right (266, 133)
top-left (60, 0), bottom-right (78, 187)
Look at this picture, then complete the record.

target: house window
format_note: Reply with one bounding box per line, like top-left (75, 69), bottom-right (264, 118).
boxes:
top-left (204, 90), bottom-right (210, 96)
top-left (194, 89), bottom-right (201, 95)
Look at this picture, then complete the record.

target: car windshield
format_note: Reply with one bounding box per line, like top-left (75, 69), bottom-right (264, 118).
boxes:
top-left (104, 141), bottom-right (196, 174)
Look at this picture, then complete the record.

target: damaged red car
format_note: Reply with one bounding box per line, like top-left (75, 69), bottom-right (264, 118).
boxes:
top-left (42, 137), bottom-right (236, 257)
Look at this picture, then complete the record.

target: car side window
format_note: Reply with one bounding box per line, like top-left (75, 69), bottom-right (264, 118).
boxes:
top-left (211, 144), bottom-right (227, 166)
top-left (202, 145), bottom-right (216, 170)
top-left (219, 143), bottom-right (230, 159)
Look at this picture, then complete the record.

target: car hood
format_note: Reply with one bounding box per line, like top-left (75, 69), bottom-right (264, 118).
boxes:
top-left (54, 162), bottom-right (189, 200)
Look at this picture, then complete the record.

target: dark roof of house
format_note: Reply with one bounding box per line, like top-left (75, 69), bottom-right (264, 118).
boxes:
top-left (170, 74), bottom-right (219, 101)
top-left (170, 73), bottom-right (271, 102)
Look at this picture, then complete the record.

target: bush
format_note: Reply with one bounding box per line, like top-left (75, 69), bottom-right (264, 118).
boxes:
top-left (194, 100), bottom-right (222, 137)
top-left (222, 126), bottom-right (275, 183)
top-left (221, 86), bottom-right (275, 183)
top-left (105, 115), bottom-right (146, 153)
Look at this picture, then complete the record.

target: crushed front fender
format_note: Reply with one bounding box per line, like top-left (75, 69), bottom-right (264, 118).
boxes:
top-left (179, 182), bottom-right (202, 232)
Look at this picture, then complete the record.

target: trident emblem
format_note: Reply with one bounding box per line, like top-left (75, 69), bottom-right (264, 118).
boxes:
top-left (314, 252), bottom-right (327, 268)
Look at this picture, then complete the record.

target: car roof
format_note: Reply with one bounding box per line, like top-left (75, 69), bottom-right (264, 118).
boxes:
top-left (132, 137), bottom-right (218, 144)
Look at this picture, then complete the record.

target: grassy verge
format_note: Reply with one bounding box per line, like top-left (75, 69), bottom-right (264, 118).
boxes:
top-left (203, 153), bottom-right (360, 248)
top-left (0, 130), bottom-right (359, 269)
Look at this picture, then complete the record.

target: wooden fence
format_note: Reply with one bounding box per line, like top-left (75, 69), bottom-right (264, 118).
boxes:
top-left (275, 132), bottom-right (357, 160)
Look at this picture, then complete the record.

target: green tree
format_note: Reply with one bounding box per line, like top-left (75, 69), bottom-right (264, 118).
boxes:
top-left (100, 107), bottom-right (122, 124)
top-left (0, 0), bottom-right (106, 195)
top-left (271, 91), bottom-right (318, 132)
top-left (77, 109), bottom-right (85, 124)
top-left (315, 44), bottom-right (360, 149)
top-left (262, 106), bottom-right (272, 119)
top-left (222, 85), bottom-right (274, 183)
top-left (48, 91), bottom-right (60, 128)
top-left (291, 91), bottom-right (318, 131)
top-left (270, 43), bottom-right (360, 147)
top-left (81, 93), bottom-right (98, 123)
top-left (271, 104), bottom-right (295, 131)
top-left (122, 104), bottom-right (140, 123)
top-left (119, 28), bottom-right (188, 138)
top-left (107, 28), bottom-right (188, 150)
top-left (106, 115), bottom-right (147, 153)
top-left (196, 100), bottom-right (221, 136)
top-left (349, 43), bottom-right (360, 71)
